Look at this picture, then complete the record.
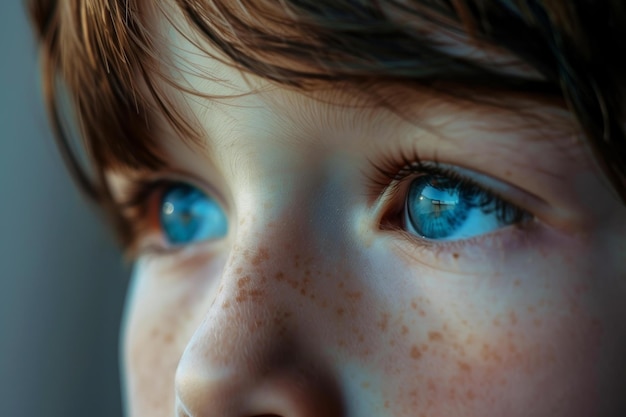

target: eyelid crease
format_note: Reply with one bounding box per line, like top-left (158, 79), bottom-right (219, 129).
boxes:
top-left (366, 144), bottom-right (549, 215)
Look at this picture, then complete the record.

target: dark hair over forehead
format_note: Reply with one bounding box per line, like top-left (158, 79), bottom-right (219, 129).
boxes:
top-left (27, 0), bottom-right (626, 245)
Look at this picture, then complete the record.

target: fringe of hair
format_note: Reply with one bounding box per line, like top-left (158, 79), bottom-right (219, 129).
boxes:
top-left (27, 0), bottom-right (626, 246)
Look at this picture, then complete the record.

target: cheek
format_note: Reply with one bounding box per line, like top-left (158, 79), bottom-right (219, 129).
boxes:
top-left (123, 290), bottom-right (191, 416)
top-left (122, 257), bottom-right (224, 417)
top-left (365, 234), bottom-right (612, 417)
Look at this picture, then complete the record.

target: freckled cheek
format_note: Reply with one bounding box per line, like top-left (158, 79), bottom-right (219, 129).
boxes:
top-left (362, 246), bottom-right (606, 416)
top-left (378, 292), bottom-right (605, 416)
top-left (122, 280), bottom-right (208, 416)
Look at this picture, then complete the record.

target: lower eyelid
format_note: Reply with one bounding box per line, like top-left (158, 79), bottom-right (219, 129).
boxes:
top-left (391, 219), bottom-right (542, 271)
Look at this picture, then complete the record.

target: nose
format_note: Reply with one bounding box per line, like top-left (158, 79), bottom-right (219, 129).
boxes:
top-left (174, 240), bottom-right (345, 417)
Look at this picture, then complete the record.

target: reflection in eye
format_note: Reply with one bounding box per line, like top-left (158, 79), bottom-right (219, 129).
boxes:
top-left (404, 174), bottom-right (529, 241)
top-left (160, 183), bottom-right (228, 245)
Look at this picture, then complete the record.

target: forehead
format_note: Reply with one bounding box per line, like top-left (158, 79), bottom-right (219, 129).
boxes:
top-left (98, 0), bottom-right (576, 180)
top-left (154, 3), bottom-right (561, 129)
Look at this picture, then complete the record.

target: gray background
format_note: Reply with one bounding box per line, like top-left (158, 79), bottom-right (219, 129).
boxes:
top-left (1, 2), bottom-right (128, 416)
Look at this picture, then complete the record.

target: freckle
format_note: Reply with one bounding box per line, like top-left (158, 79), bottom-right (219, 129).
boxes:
top-left (300, 288), bottom-right (307, 296)
top-left (338, 281), bottom-right (344, 289)
top-left (509, 311), bottom-right (518, 325)
top-left (358, 334), bottom-right (364, 342)
top-left (237, 276), bottom-right (251, 288)
top-left (346, 291), bottom-right (362, 300)
top-left (401, 325), bottom-right (409, 335)
top-left (222, 301), bottom-right (231, 309)
top-left (458, 361), bottom-right (471, 373)
top-left (338, 339), bottom-right (346, 347)
top-left (428, 331), bottom-right (443, 342)
top-left (411, 301), bottom-right (418, 310)
top-left (378, 313), bottom-right (390, 332)
top-left (336, 307), bottom-right (345, 316)
top-left (514, 279), bottom-right (521, 287)
top-left (410, 345), bottom-right (422, 360)
top-left (275, 272), bottom-right (284, 281)
top-left (249, 289), bottom-right (264, 298)
top-left (418, 309), bottom-right (426, 317)
top-left (163, 333), bottom-right (173, 343)
top-left (251, 248), bottom-right (269, 266)
top-left (467, 389), bottom-right (475, 400)
top-left (453, 252), bottom-right (459, 259)
top-left (390, 339), bottom-right (396, 347)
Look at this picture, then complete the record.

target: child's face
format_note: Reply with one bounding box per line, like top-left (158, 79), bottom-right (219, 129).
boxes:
top-left (116, 11), bottom-right (626, 417)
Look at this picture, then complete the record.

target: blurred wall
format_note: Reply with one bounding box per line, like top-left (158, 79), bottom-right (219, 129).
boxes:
top-left (0, 2), bottom-right (129, 416)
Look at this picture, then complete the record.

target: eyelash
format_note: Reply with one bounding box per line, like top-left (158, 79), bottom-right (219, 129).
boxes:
top-left (116, 177), bottom-right (181, 258)
top-left (368, 148), bottom-right (531, 232)
top-left (115, 149), bottom-right (531, 258)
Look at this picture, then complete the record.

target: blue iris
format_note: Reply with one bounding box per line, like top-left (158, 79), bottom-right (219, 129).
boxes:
top-left (160, 184), bottom-right (228, 245)
top-left (405, 175), bottom-right (514, 241)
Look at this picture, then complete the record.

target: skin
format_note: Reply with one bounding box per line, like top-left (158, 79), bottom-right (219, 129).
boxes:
top-left (114, 5), bottom-right (626, 417)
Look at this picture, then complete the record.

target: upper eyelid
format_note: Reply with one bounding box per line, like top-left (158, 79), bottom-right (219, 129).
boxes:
top-left (114, 170), bottom-right (229, 209)
top-left (369, 157), bottom-right (547, 220)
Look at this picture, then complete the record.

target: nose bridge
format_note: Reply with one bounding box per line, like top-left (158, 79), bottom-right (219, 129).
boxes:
top-left (174, 201), bottom-right (348, 417)
top-left (181, 218), bottom-right (302, 365)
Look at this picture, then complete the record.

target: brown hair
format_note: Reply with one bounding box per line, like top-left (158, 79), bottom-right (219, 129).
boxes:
top-left (27, 0), bottom-right (626, 247)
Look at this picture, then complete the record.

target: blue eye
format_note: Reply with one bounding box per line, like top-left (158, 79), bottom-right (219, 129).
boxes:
top-left (160, 184), bottom-right (228, 245)
top-left (404, 174), bottom-right (528, 241)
